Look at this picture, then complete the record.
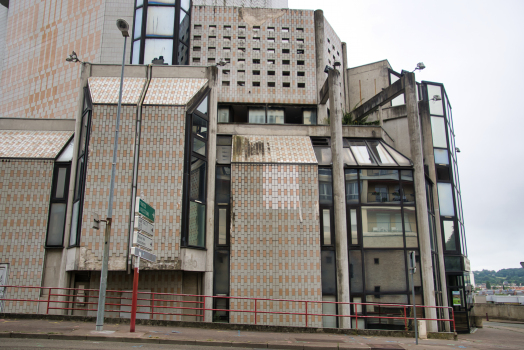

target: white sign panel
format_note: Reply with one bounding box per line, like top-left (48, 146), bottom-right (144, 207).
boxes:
top-left (133, 231), bottom-right (153, 251)
top-left (134, 215), bottom-right (154, 236)
top-left (131, 247), bottom-right (157, 263)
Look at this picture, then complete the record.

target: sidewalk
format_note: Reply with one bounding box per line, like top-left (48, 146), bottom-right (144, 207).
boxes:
top-left (1, 316), bottom-right (522, 349)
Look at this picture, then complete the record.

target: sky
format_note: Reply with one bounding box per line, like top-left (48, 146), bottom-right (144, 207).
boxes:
top-left (289, 0), bottom-right (524, 271)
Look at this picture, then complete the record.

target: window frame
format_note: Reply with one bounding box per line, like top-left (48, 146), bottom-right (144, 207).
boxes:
top-left (45, 161), bottom-right (72, 248)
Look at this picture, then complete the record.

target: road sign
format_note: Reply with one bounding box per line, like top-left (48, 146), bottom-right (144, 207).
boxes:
top-left (135, 197), bottom-right (155, 222)
top-left (133, 231), bottom-right (153, 251)
top-left (134, 215), bottom-right (154, 236)
top-left (131, 247), bottom-right (157, 263)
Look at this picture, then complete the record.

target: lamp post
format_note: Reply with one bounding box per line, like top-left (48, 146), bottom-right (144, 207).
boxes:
top-left (95, 19), bottom-right (130, 332)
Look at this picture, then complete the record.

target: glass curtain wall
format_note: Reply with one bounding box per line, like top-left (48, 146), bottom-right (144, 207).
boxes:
top-left (132, 0), bottom-right (191, 65)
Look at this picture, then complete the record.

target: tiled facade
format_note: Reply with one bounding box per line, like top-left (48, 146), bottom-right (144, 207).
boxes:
top-left (88, 77), bottom-right (147, 105)
top-left (0, 130), bottom-right (73, 158)
top-left (231, 135), bottom-right (317, 164)
top-left (143, 78), bottom-right (208, 105)
top-left (190, 7), bottom-right (317, 104)
top-left (229, 163), bottom-right (322, 326)
top-left (0, 160), bottom-right (53, 313)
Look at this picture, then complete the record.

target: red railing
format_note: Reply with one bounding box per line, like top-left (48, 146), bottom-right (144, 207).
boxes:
top-left (0, 285), bottom-right (455, 332)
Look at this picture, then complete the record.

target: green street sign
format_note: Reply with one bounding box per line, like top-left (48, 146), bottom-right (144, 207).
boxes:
top-left (136, 197), bottom-right (155, 222)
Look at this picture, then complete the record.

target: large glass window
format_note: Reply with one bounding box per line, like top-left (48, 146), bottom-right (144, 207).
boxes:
top-left (132, 0), bottom-right (191, 65)
top-left (361, 207), bottom-right (404, 248)
top-left (437, 182), bottom-right (455, 216)
top-left (427, 84), bottom-right (444, 116)
top-left (46, 153), bottom-right (72, 247)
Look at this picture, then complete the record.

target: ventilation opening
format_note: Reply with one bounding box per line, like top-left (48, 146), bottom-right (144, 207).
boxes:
top-left (311, 137), bottom-right (330, 146)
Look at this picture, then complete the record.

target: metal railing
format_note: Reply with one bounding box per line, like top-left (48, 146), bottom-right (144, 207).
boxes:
top-left (0, 285), bottom-right (455, 332)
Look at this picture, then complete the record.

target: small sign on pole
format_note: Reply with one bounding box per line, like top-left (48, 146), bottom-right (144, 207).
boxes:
top-left (133, 232), bottom-right (153, 251)
top-left (135, 197), bottom-right (155, 222)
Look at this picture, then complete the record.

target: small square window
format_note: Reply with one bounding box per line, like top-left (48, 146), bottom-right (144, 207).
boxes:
top-left (193, 47), bottom-right (201, 52)
top-left (296, 28), bottom-right (304, 32)
top-left (267, 59), bottom-right (275, 64)
top-left (192, 57), bottom-right (200, 63)
top-left (238, 36), bottom-right (246, 40)
top-left (327, 38), bottom-right (331, 43)
top-left (283, 71), bottom-right (290, 76)
top-left (238, 81), bottom-right (245, 86)
top-left (253, 70), bottom-right (260, 75)
top-left (253, 37), bottom-right (260, 41)
top-left (239, 25), bottom-right (246, 30)
top-left (282, 27), bottom-right (289, 32)
top-left (222, 81), bottom-right (230, 86)
top-left (238, 48), bottom-right (246, 53)
top-left (374, 258), bottom-right (379, 264)
top-left (208, 47), bottom-right (216, 51)
top-left (268, 71), bottom-right (275, 76)
top-left (224, 25), bottom-right (231, 30)
top-left (194, 24), bottom-right (202, 29)
top-left (374, 286), bottom-right (381, 293)
top-left (268, 37), bottom-right (275, 42)
top-left (337, 51), bottom-right (340, 56)
top-left (253, 48), bottom-right (260, 52)
top-left (297, 71), bottom-right (305, 76)
top-left (194, 36), bottom-right (201, 40)
top-left (298, 83), bottom-right (305, 88)
top-left (223, 70), bottom-right (230, 75)
top-left (267, 27), bottom-right (275, 32)
top-left (238, 70), bottom-right (245, 74)
top-left (297, 38), bottom-right (304, 43)
top-left (253, 59), bottom-right (260, 64)
top-left (253, 82), bottom-right (260, 87)
top-left (283, 82), bottom-right (290, 88)
top-left (238, 59), bottom-right (245, 63)
top-left (282, 49), bottom-right (290, 54)
top-left (223, 47), bottom-right (231, 52)
top-left (268, 82), bottom-right (276, 87)
top-left (282, 60), bottom-right (290, 65)
top-left (224, 36), bottom-right (231, 42)
top-left (297, 49), bottom-right (304, 54)
top-left (282, 38), bottom-right (289, 43)
top-left (297, 60), bottom-right (305, 65)
top-left (224, 58), bottom-right (231, 63)
top-left (268, 49), bottom-right (275, 54)
top-left (208, 58), bottom-right (215, 63)
top-left (253, 26), bottom-right (260, 31)
top-left (209, 36), bottom-right (216, 40)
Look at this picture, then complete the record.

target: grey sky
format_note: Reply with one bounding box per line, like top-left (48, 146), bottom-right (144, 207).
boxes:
top-left (290, 0), bottom-right (524, 271)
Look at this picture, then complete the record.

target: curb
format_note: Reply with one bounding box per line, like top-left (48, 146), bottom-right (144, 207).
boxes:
top-left (0, 332), bottom-right (409, 350)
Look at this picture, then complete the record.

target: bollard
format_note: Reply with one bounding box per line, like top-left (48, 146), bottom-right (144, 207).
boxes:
top-left (486, 312), bottom-right (489, 321)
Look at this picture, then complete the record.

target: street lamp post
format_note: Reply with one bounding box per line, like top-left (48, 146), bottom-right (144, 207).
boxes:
top-left (95, 19), bottom-right (130, 332)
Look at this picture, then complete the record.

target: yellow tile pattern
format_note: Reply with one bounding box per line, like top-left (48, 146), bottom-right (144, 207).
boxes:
top-left (143, 78), bottom-right (208, 105)
top-left (0, 130), bottom-right (73, 158)
top-left (88, 77), bottom-right (146, 105)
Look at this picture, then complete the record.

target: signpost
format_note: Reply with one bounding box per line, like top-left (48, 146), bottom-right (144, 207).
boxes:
top-left (130, 197), bottom-right (156, 332)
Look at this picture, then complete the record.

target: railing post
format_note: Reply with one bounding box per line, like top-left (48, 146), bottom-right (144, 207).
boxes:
top-left (355, 305), bottom-right (358, 330)
top-left (451, 308), bottom-right (456, 332)
top-left (404, 305), bottom-right (407, 331)
top-left (305, 301), bottom-right (308, 328)
top-left (254, 299), bottom-right (257, 325)
top-left (151, 292), bottom-right (155, 320)
top-left (46, 288), bottom-right (52, 315)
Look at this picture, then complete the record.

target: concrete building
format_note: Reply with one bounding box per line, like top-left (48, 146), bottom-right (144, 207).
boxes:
top-left (0, 0), bottom-right (472, 332)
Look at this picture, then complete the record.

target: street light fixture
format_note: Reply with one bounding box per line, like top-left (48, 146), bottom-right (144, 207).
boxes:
top-left (65, 51), bottom-right (82, 63)
top-left (95, 18), bottom-right (129, 332)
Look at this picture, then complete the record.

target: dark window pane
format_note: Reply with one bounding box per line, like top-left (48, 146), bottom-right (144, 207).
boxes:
top-left (190, 157), bottom-right (206, 202)
top-left (404, 207), bottom-right (418, 248)
top-left (401, 170), bottom-right (415, 204)
top-left (444, 256), bottom-right (462, 271)
top-left (364, 250), bottom-right (407, 293)
top-left (303, 109), bottom-right (316, 125)
top-left (74, 157), bottom-right (84, 200)
top-left (362, 207), bottom-right (404, 248)
top-left (177, 42), bottom-right (188, 65)
top-left (215, 166), bottom-right (231, 204)
top-left (267, 108), bottom-right (284, 124)
top-left (213, 250), bottom-right (230, 294)
top-left (179, 9), bottom-right (190, 44)
top-left (443, 220), bottom-right (456, 251)
top-left (248, 108), bottom-right (265, 123)
top-left (321, 250), bottom-right (336, 295)
top-left (196, 96), bottom-right (208, 116)
top-left (47, 203), bottom-right (66, 246)
top-left (188, 201), bottom-right (206, 247)
top-left (349, 209), bottom-right (358, 245)
top-left (55, 167), bottom-right (68, 199)
top-left (193, 137), bottom-right (206, 156)
top-left (218, 107), bottom-right (230, 123)
top-left (318, 168), bottom-right (333, 204)
top-left (360, 169), bottom-right (399, 204)
top-left (322, 209), bottom-right (332, 245)
top-left (69, 201), bottom-right (80, 246)
top-left (218, 208), bottom-right (228, 245)
top-left (192, 115), bottom-right (208, 138)
top-left (345, 169), bottom-right (360, 204)
top-left (436, 166), bottom-right (451, 181)
top-left (349, 250), bottom-right (363, 293)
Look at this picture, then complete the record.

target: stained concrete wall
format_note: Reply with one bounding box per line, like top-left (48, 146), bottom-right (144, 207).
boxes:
top-left (471, 303), bottom-right (524, 321)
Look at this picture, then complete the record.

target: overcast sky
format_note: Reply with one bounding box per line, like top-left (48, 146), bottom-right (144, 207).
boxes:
top-left (290, 0), bottom-right (524, 271)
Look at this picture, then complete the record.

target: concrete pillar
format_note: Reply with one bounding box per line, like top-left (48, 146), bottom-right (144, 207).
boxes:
top-left (419, 99), bottom-right (450, 331)
top-left (341, 42), bottom-right (350, 112)
top-left (204, 66), bottom-right (219, 322)
top-left (314, 10), bottom-right (328, 124)
top-left (328, 69), bottom-right (351, 329)
top-left (403, 72), bottom-right (438, 332)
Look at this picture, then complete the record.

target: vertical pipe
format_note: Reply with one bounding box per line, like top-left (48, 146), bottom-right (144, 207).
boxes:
top-left (305, 301), bottom-right (308, 327)
top-left (46, 288), bottom-right (51, 314)
top-left (411, 269), bottom-right (418, 344)
top-left (130, 257), bottom-right (140, 332)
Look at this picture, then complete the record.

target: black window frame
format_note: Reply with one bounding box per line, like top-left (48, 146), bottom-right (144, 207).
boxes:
top-left (45, 158), bottom-right (72, 248)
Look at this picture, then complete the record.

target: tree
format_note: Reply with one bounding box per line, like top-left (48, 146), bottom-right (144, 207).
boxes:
top-left (486, 281), bottom-right (491, 289)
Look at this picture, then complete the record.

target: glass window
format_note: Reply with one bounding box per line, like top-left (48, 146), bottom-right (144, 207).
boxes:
top-left (214, 250), bottom-right (230, 294)
top-left (443, 220), bottom-right (456, 251)
top-left (404, 207), bottom-right (418, 248)
top-left (192, 115), bottom-right (208, 138)
top-left (69, 202), bottom-right (79, 246)
top-left (314, 147), bottom-right (332, 165)
top-left (364, 250), bottom-right (407, 293)
top-left (321, 250), bottom-right (336, 294)
top-left (144, 38), bottom-right (173, 64)
top-left (134, 8), bottom-right (143, 39)
top-left (177, 42), bottom-right (188, 65)
top-left (267, 108), bottom-right (284, 124)
top-left (146, 6), bottom-right (175, 37)
top-left (181, 0), bottom-right (190, 11)
top-left (190, 157), bottom-right (206, 202)
top-left (318, 168), bottom-right (333, 205)
top-left (349, 250), bottom-right (363, 293)
top-left (57, 140), bottom-right (74, 162)
top-left (196, 96), bottom-right (208, 116)
top-left (367, 141), bottom-right (397, 166)
top-left (360, 169), bottom-right (399, 204)
top-left (349, 209), bottom-right (358, 245)
top-left (192, 138), bottom-right (206, 156)
top-left (218, 107), bottom-right (230, 123)
top-left (401, 170), bottom-right (415, 204)
top-left (349, 141), bottom-right (376, 165)
top-left (215, 166), bottom-right (231, 204)
top-left (427, 84), bottom-right (444, 116)
top-left (382, 142), bottom-right (411, 166)
top-left (362, 207), bottom-right (404, 248)
top-left (434, 149), bottom-right (449, 165)
top-left (216, 146), bottom-right (231, 164)
top-left (248, 108), bottom-right (265, 123)
top-left (54, 167), bottom-right (68, 199)
top-left (437, 182), bottom-right (455, 216)
top-left (322, 209), bottom-right (332, 245)
top-left (342, 148), bottom-right (356, 166)
top-left (188, 201), bottom-right (206, 247)
top-left (303, 109), bottom-right (317, 125)
top-left (431, 116), bottom-right (447, 148)
top-left (345, 169), bottom-right (360, 204)
top-left (46, 203), bottom-right (66, 246)
top-left (218, 208), bottom-right (228, 245)
top-left (132, 40), bottom-right (141, 64)
top-left (179, 9), bottom-right (190, 43)
top-left (444, 256), bottom-right (462, 271)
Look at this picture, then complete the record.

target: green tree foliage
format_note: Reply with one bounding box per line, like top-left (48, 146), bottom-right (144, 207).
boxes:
top-left (473, 268), bottom-right (524, 287)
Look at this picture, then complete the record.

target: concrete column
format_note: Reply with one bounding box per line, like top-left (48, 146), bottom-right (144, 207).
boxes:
top-left (328, 69), bottom-right (351, 329)
top-left (341, 42), bottom-right (350, 112)
top-left (419, 99), bottom-right (450, 330)
top-left (314, 10), bottom-right (328, 124)
top-left (403, 73), bottom-right (438, 332)
top-left (204, 66), bottom-right (219, 322)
